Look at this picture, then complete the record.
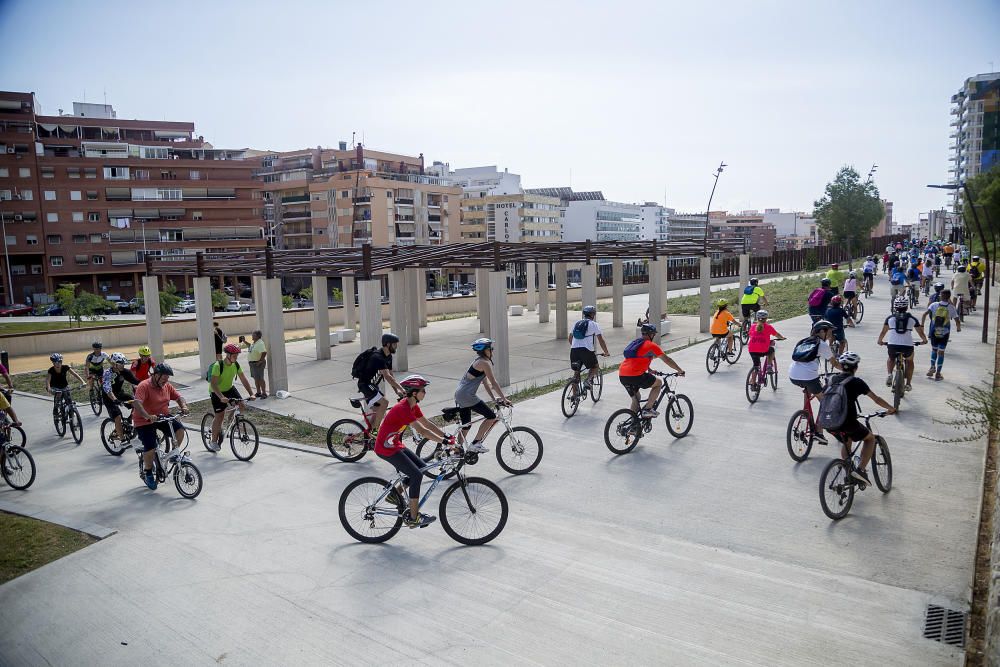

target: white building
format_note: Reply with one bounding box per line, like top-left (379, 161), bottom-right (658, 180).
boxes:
top-left (562, 200), bottom-right (642, 242)
top-left (447, 165), bottom-right (523, 197)
top-left (639, 203), bottom-right (675, 242)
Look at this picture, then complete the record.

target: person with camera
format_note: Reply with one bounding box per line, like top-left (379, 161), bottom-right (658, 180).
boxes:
top-left (241, 330), bottom-right (268, 398)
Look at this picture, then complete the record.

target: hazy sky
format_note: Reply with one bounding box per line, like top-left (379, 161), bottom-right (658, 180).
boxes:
top-left (2, 0), bottom-right (998, 225)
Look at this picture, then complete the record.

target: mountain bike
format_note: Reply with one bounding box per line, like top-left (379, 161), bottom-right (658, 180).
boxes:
top-left (705, 323), bottom-right (743, 374)
top-left (560, 360), bottom-right (604, 418)
top-left (844, 297), bottom-right (864, 323)
top-left (956, 294), bottom-right (967, 323)
top-left (819, 412), bottom-right (891, 520)
top-left (786, 375), bottom-right (835, 462)
top-left (745, 344), bottom-right (779, 404)
top-left (416, 402), bottom-right (542, 476)
top-left (603, 372), bottom-right (693, 455)
top-left (0, 397), bottom-right (26, 448)
top-left (134, 413), bottom-right (202, 498)
top-left (339, 447), bottom-right (508, 545)
top-left (100, 401), bottom-right (141, 455)
top-left (861, 273), bottom-right (873, 298)
top-left (907, 282), bottom-right (920, 309)
top-left (52, 388), bottom-right (84, 444)
top-left (200, 399), bottom-right (260, 461)
top-left (1, 419), bottom-right (35, 490)
top-left (88, 377), bottom-right (103, 416)
top-left (885, 342), bottom-right (924, 410)
top-left (739, 317), bottom-right (752, 345)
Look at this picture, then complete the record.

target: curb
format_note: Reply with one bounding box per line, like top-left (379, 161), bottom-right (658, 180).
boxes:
top-left (0, 500), bottom-right (117, 540)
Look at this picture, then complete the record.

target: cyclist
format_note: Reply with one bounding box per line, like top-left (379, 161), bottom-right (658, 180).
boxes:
top-left (888, 262), bottom-right (907, 302)
top-left (44, 353), bottom-right (85, 415)
top-left (746, 310), bottom-right (785, 375)
top-left (568, 305), bottom-right (610, 391)
top-left (207, 343), bottom-right (256, 451)
top-left (826, 352), bottom-right (897, 488)
top-left (709, 298), bottom-right (737, 354)
top-left (920, 254), bottom-right (935, 293)
top-left (618, 323), bottom-right (685, 418)
top-left (877, 297), bottom-right (928, 392)
top-left (788, 320), bottom-right (842, 446)
top-left (375, 375), bottom-right (453, 529)
top-left (920, 289), bottom-right (961, 381)
top-left (357, 333), bottom-right (405, 434)
top-left (943, 242), bottom-right (954, 268)
top-left (454, 338), bottom-right (510, 454)
top-left (102, 353), bottom-right (141, 444)
top-left (739, 278), bottom-right (768, 324)
top-left (825, 263), bottom-right (846, 294)
top-left (951, 265), bottom-right (971, 314)
top-left (881, 251), bottom-right (891, 274)
top-left (807, 278), bottom-right (834, 323)
top-left (824, 295), bottom-right (855, 353)
top-left (0, 389), bottom-right (21, 439)
top-left (131, 363), bottom-right (189, 491)
top-left (130, 346), bottom-right (156, 382)
top-left (84, 341), bottom-right (109, 393)
top-left (842, 271), bottom-right (859, 312)
top-left (0, 361), bottom-right (11, 404)
top-left (862, 257), bottom-right (877, 293)
top-left (904, 261), bottom-right (922, 305)
top-left (968, 256), bottom-right (986, 310)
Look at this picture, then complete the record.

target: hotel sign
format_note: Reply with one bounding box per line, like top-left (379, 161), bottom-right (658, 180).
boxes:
top-left (495, 202), bottom-right (520, 242)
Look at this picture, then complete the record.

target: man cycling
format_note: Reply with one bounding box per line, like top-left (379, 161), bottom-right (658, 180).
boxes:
top-left (920, 254), bottom-right (935, 293)
top-left (888, 262), bottom-right (907, 302)
top-left (951, 265), bottom-right (972, 315)
top-left (618, 323), bottom-right (685, 418)
top-left (825, 263), bottom-right (846, 295)
top-left (877, 297), bottom-right (928, 392)
top-left (921, 288), bottom-right (961, 381)
top-left (943, 243), bottom-right (954, 268)
top-left (84, 341), bottom-right (109, 393)
top-left (358, 333), bottom-right (405, 434)
top-left (968, 256), bottom-right (986, 310)
top-left (740, 278), bottom-right (768, 324)
top-left (102, 352), bottom-right (141, 444)
top-left (788, 320), bottom-right (842, 446)
top-left (904, 261), bottom-right (922, 305)
top-left (130, 363), bottom-right (189, 490)
top-left (569, 305), bottom-right (610, 391)
top-left (207, 343), bottom-right (256, 451)
top-left (861, 257), bottom-right (876, 293)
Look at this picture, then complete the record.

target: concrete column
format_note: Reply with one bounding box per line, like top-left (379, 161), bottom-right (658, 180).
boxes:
top-left (739, 253), bottom-right (750, 289)
top-left (649, 258), bottom-right (666, 336)
top-left (264, 278), bottom-right (288, 392)
top-left (699, 256), bottom-right (712, 334)
top-left (141, 275), bottom-right (164, 363)
top-left (252, 275), bottom-right (267, 333)
top-left (405, 268), bottom-right (420, 345)
top-left (388, 271), bottom-right (409, 372)
top-left (476, 268), bottom-right (489, 334)
top-left (537, 263), bottom-right (549, 323)
top-left (581, 263), bottom-right (597, 310)
top-left (554, 262), bottom-right (568, 340)
top-left (612, 259), bottom-right (624, 328)
top-left (525, 262), bottom-right (536, 311)
top-left (488, 270), bottom-right (510, 387)
top-left (341, 276), bottom-right (356, 330)
top-left (358, 278), bottom-right (382, 350)
top-left (418, 276), bottom-right (428, 328)
top-left (193, 276), bottom-right (215, 377)
top-left (312, 276), bottom-right (330, 360)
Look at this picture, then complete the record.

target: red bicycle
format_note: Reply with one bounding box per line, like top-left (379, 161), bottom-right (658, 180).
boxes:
top-left (326, 395), bottom-right (410, 462)
top-left (745, 342), bottom-right (780, 404)
top-left (785, 375), bottom-right (832, 461)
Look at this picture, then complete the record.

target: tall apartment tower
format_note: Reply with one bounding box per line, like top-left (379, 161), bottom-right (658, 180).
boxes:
top-left (949, 72), bottom-right (1000, 208)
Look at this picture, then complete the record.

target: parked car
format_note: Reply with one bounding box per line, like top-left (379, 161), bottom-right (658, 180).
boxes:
top-left (0, 303), bottom-right (34, 317)
top-left (43, 303), bottom-right (64, 316)
top-left (172, 299), bottom-right (196, 314)
top-left (568, 282), bottom-right (582, 288)
top-left (115, 300), bottom-right (134, 314)
top-left (225, 300), bottom-right (252, 312)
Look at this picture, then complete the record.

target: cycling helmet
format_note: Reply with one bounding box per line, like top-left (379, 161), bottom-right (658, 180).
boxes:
top-left (820, 278), bottom-right (831, 287)
top-left (893, 297), bottom-right (909, 312)
top-left (957, 265), bottom-right (966, 272)
top-left (152, 363), bottom-right (174, 376)
top-left (381, 332), bottom-right (399, 347)
top-left (810, 320), bottom-right (834, 335)
top-left (973, 255), bottom-right (980, 261)
top-left (749, 278), bottom-right (759, 286)
top-left (50, 353), bottom-right (63, 363)
top-left (109, 352), bottom-right (128, 364)
top-left (715, 298), bottom-right (728, 308)
top-left (471, 337), bottom-right (494, 352)
top-left (829, 295), bottom-right (843, 306)
top-left (838, 352), bottom-right (861, 370)
top-left (223, 343), bottom-right (241, 355)
top-left (848, 270), bottom-right (856, 277)
top-left (582, 305), bottom-right (597, 317)
top-left (640, 323), bottom-right (658, 335)
top-left (755, 309), bottom-right (769, 321)
top-left (867, 256), bottom-right (873, 261)
top-left (138, 345), bottom-right (152, 357)
top-left (933, 282), bottom-right (944, 292)
top-left (831, 263), bottom-right (839, 269)
top-left (92, 341), bottom-right (103, 349)
top-left (399, 374), bottom-right (430, 393)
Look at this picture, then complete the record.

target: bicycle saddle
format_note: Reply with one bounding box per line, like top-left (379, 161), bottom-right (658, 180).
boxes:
top-left (348, 395), bottom-right (364, 409)
top-left (441, 406), bottom-right (462, 422)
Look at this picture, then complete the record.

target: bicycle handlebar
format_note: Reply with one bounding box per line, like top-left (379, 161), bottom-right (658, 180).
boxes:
top-left (650, 371), bottom-right (683, 378)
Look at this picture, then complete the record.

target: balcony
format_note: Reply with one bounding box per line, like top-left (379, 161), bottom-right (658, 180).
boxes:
top-left (395, 215), bottom-right (415, 222)
top-left (281, 194), bottom-right (310, 204)
top-left (353, 196), bottom-right (371, 204)
top-left (395, 198), bottom-right (414, 205)
top-left (282, 209), bottom-right (311, 221)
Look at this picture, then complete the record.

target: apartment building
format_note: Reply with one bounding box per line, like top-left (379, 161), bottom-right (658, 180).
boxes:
top-left (0, 91), bottom-right (265, 302)
top-left (949, 72), bottom-right (1000, 209)
top-left (709, 211), bottom-right (776, 256)
top-left (870, 200), bottom-right (893, 238)
top-left (639, 203), bottom-right (675, 242)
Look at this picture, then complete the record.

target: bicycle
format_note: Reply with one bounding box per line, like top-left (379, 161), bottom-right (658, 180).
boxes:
top-left (1, 417), bottom-right (35, 490)
top-left (100, 400), bottom-right (141, 455)
top-left (705, 323), bottom-right (743, 374)
top-left (844, 297), bottom-right (864, 324)
top-left (745, 344), bottom-right (779, 404)
top-left (560, 360), bottom-right (604, 418)
top-left (819, 412), bottom-right (892, 520)
top-left (199, 399), bottom-right (260, 461)
top-left (885, 342), bottom-right (924, 410)
top-left (956, 294), bottom-right (967, 323)
top-left (416, 402), bottom-right (542, 476)
top-left (907, 283), bottom-right (920, 309)
top-left (785, 375), bottom-right (834, 462)
top-left (861, 274), bottom-right (874, 298)
top-left (603, 372), bottom-right (693, 455)
top-left (51, 387), bottom-right (84, 444)
top-left (134, 412), bottom-right (202, 498)
top-left (338, 447), bottom-right (508, 545)
top-left (88, 377), bottom-right (103, 416)
top-left (739, 317), bottom-right (752, 345)
top-left (0, 396), bottom-right (26, 448)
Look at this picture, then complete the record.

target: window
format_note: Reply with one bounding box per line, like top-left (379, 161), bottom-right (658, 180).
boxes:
top-left (73, 235), bottom-right (87, 243)
top-left (70, 190), bottom-right (82, 201)
top-left (341, 191), bottom-right (349, 198)
top-left (92, 255), bottom-right (105, 265)
top-left (41, 167), bottom-right (54, 179)
top-left (86, 190), bottom-right (98, 200)
top-left (11, 265), bottom-right (26, 275)
top-left (50, 256), bottom-right (63, 267)
top-left (0, 190), bottom-right (9, 201)
top-left (160, 229), bottom-right (182, 242)
top-left (46, 234), bottom-right (62, 244)
top-left (134, 169), bottom-right (149, 180)
top-left (90, 234), bottom-right (102, 243)
top-left (75, 255), bottom-right (89, 265)
top-left (189, 170), bottom-right (201, 180)
top-left (4, 235), bottom-right (14, 245)
top-left (18, 168), bottom-right (30, 178)
top-left (84, 168), bottom-right (97, 179)
top-left (67, 167), bottom-right (80, 179)
top-left (104, 166), bottom-right (129, 180)
top-left (44, 190), bottom-right (56, 201)
top-left (47, 212), bottom-right (59, 223)
top-left (31, 264), bottom-right (41, 274)
top-left (72, 212), bottom-right (84, 222)
top-left (191, 211), bottom-right (203, 221)
top-left (21, 189), bottom-right (32, 201)
top-left (88, 212), bottom-right (101, 222)
top-left (26, 235), bottom-right (38, 246)
top-left (120, 280), bottom-right (133, 287)
top-left (0, 168), bottom-right (7, 177)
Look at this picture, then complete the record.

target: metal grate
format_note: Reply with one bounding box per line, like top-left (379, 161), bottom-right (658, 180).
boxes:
top-left (923, 604), bottom-right (966, 648)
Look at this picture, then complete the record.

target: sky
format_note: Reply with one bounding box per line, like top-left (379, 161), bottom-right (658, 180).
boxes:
top-left (1, 0), bottom-right (998, 226)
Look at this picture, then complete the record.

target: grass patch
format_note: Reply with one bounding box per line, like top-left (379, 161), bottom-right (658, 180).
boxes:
top-left (0, 320), bottom-right (142, 335)
top-left (185, 399), bottom-right (330, 449)
top-left (666, 273), bottom-right (820, 322)
top-left (9, 370), bottom-right (57, 397)
top-left (0, 511), bottom-right (97, 584)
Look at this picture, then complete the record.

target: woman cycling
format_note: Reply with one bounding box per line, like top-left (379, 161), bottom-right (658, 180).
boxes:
top-left (709, 298), bottom-right (737, 355)
top-left (454, 338), bottom-right (511, 454)
top-left (746, 310), bottom-right (785, 373)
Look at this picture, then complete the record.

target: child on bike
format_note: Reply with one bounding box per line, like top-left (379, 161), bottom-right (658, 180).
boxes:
top-left (102, 352), bottom-right (141, 444)
top-left (746, 310), bottom-right (785, 374)
top-left (618, 323), bottom-right (685, 418)
top-left (807, 278), bottom-right (834, 323)
top-left (842, 271), bottom-right (859, 312)
top-left (45, 353), bottom-right (85, 416)
top-left (824, 295), bottom-right (855, 353)
top-left (84, 341), bottom-right (109, 393)
top-left (709, 298), bottom-right (737, 355)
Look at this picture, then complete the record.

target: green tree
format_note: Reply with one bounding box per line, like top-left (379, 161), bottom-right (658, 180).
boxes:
top-left (331, 287), bottom-right (343, 304)
top-left (962, 166), bottom-right (1000, 258)
top-left (814, 166), bottom-right (884, 262)
top-left (54, 282), bottom-right (109, 327)
top-left (298, 286), bottom-right (313, 302)
top-left (282, 295), bottom-right (293, 310)
top-left (136, 281), bottom-right (181, 316)
top-left (211, 289), bottom-right (228, 311)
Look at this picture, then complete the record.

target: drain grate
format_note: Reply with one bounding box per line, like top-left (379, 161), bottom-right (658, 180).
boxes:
top-left (923, 604), bottom-right (966, 648)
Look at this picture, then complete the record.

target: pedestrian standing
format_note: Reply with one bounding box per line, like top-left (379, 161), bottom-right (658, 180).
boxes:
top-left (244, 330), bottom-right (268, 398)
top-left (213, 321), bottom-right (226, 361)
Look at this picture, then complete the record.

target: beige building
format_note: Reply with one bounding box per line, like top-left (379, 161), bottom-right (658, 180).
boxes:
top-left (459, 193), bottom-right (561, 242)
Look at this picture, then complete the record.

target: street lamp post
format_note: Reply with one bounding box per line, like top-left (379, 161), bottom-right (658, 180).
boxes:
top-left (1, 212), bottom-right (13, 306)
top-left (700, 161), bottom-right (727, 256)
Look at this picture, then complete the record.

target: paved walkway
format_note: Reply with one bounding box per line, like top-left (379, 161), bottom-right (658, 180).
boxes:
top-left (0, 269), bottom-right (994, 664)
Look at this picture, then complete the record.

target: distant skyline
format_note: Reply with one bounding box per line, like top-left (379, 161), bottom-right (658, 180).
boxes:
top-left (2, 0), bottom-right (998, 226)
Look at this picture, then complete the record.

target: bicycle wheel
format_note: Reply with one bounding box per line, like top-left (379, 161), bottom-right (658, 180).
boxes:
top-left (665, 394), bottom-right (694, 438)
top-left (740, 320), bottom-right (750, 345)
top-left (326, 418), bottom-right (368, 462)
top-left (590, 371), bottom-right (603, 403)
top-left (705, 344), bottom-right (720, 374)
top-left (200, 413), bottom-right (214, 450)
top-left (100, 418), bottom-right (129, 456)
top-left (2, 446), bottom-right (36, 490)
top-left (54, 406), bottom-right (66, 437)
top-left (560, 381), bottom-right (580, 418)
top-left (439, 476), bottom-right (508, 546)
top-left (854, 300), bottom-right (864, 323)
top-left (892, 368), bottom-right (903, 410)
top-left (7, 425), bottom-right (25, 449)
top-left (786, 410), bottom-right (814, 462)
top-left (174, 461), bottom-right (203, 499)
top-left (819, 458), bottom-right (854, 520)
top-left (604, 408), bottom-right (642, 455)
top-left (768, 363), bottom-right (779, 390)
top-left (68, 408), bottom-right (83, 445)
top-left (230, 417), bottom-right (260, 461)
top-left (727, 335), bottom-right (743, 364)
top-left (871, 436), bottom-right (892, 492)
top-left (745, 368), bottom-right (761, 404)
top-left (414, 438), bottom-right (457, 480)
top-left (339, 476), bottom-right (404, 543)
top-left (496, 426), bottom-right (543, 475)
top-left (89, 385), bottom-right (102, 416)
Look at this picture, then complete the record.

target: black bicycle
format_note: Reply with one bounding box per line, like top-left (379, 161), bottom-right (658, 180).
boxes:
top-left (52, 388), bottom-right (84, 444)
top-left (561, 360), bottom-right (604, 418)
top-left (134, 413), bottom-right (202, 499)
top-left (0, 395), bottom-right (25, 449)
top-left (603, 372), bottom-right (693, 455)
top-left (1, 417), bottom-right (35, 491)
top-left (100, 401), bottom-right (140, 456)
top-left (819, 413), bottom-right (892, 520)
top-left (88, 379), bottom-right (103, 416)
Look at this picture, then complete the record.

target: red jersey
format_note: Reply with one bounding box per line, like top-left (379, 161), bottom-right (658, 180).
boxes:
top-left (618, 340), bottom-right (663, 377)
top-left (132, 379), bottom-right (180, 428)
top-left (131, 358), bottom-right (156, 382)
top-left (747, 323), bottom-right (779, 354)
top-left (374, 399), bottom-right (423, 456)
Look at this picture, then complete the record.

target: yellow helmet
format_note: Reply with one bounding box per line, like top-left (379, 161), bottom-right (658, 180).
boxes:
top-left (715, 298), bottom-right (728, 308)
top-left (138, 345), bottom-right (152, 357)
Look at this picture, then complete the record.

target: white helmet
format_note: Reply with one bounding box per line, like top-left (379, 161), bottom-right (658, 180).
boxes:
top-left (110, 352), bottom-right (128, 364)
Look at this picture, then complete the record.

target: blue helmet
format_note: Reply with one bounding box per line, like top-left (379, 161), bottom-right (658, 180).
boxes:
top-left (471, 337), bottom-right (494, 352)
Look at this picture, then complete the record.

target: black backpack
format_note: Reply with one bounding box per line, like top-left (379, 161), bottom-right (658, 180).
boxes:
top-left (791, 336), bottom-right (820, 362)
top-left (351, 347), bottom-right (378, 380)
top-left (816, 374), bottom-right (852, 430)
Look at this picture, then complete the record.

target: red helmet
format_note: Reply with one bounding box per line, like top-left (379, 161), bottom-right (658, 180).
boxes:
top-left (223, 343), bottom-right (241, 355)
top-left (399, 374), bottom-right (430, 393)
top-left (829, 295), bottom-right (843, 306)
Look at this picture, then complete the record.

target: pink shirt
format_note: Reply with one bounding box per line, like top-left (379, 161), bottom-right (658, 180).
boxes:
top-left (747, 323), bottom-right (780, 354)
top-left (132, 378), bottom-right (181, 427)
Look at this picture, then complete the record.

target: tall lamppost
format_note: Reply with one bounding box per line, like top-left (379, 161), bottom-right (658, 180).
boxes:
top-left (701, 161), bottom-right (726, 256)
top-left (1, 211), bottom-right (13, 306)
top-left (928, 182), bottom-right (991, 343)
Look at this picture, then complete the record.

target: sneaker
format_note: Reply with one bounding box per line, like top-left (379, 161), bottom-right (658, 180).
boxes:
top-left (885, 374), bottom-right (892, 387)
top-left (403, 511), bottom-right (436, 528)
top-left (466, 441), bottom-right (489, 454)
top-left (143, 471), bottom-right (158, 490)
top-left (640, 408), bottom-right (659, 419)
top-left (926, 368), bottom-right (935, 377)
top-left (813, 431), bottom-right (828, 445)
top-left (905, 383), bottom-right (912, 392)
top-left (386, 487), bottom-right (403, 506)
top-left (208, 438), bottom-right (222, 452)
top-left (935, 373), bottom-right (943, 382)
top-left (850, 468), bottom-right (871, 489)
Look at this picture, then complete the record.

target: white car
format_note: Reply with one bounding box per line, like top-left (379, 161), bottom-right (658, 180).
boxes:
top-left (568, 282), bottom-right (582, 288)
top-left (225, 300), bottom-right (251, 312)
top-left (172, 299), bottom-right (196, 314)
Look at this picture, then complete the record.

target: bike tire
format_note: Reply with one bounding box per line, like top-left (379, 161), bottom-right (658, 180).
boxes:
top-left (200, 413), bottom-right (214, 450)
top-left (174, 461), bottom-right (203, 499)
top-left (54, 407), bottom-right (66, 437)
top-left (230, 417), bottom-right (260, 461)
top-left (769, 364), bottom-right (779, 390)
top-left (439, 476), bottom-right (508, 546)
top-left (854, 301), bottom-right (864, 323)
top-left (872, 435), bottom-right (892, 492)
top-left (786, 410), bottom-right (814, 462)
top-left (745, 368), bottom-right (761, 404)
top-left (2, 445), bottom-right (36, 490)
top-left (326, 418), bottom-right (368, 462)
top-left (414, 438), bottom-right (459, 480)
top-left (8, 425), bottom-right (25, 449)
top-left (665, 394), bottom-right (694, 438)
top-left (68, 408), bottom-right (83, 445)
top-left (590, 371), bottom-right (603, 403)
top-left (89, 385), bottom-right (102, 417)
top-left (496, 426), bottom-right (543, 475)
top-left (560, 381), bottom-right (580, 418)
top-left (727, 335), bottom-right (744, 364)
top-left (100, 418), bottom-right (129, 456)
top-left (892, 369), bottom-right (903, 410)
top-left (339, 476), bottom-right (404, 544)
top-left (739, 320), bottom-right (750, 345)
top-left (705, 344), bottom-right (720, 375)
top-left (604, 408), bottom-right (642, 455)
top-left (819, 458), bottom-right (854, 520)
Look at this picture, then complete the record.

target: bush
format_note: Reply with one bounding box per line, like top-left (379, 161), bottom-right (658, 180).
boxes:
top-left (137, 282), bottom-right (181, 316)
top-left (803, 249), bottom-right (818, 271)
top-left (54, 283), bottom-right (109, 327)
top-left (211, 289), bottom-right (228, 311)
top-left (282, 295), bottom-right (293, 310)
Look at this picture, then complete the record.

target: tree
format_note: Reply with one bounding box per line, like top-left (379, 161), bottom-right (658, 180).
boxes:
top-left (211, 289), bottom-right (228, 311)
top-left (281, 294), bottom-right (293, 310)
top-left (963, 166), bottom-right (1000, 260)
top-left (298, 286), bottom-right (313, 302)
top-left (137, 281), bottom-right (181, 316)
top-left (54, 282), bottom-right (109, 327)
top-left (814, 166), bottom-right (884, 263)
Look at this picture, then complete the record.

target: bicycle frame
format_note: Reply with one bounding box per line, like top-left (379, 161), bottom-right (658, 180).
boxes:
top-left (369, 454), bottom-right (466, 518)
top-left (634, 372), bottom-right (681, 417)
top-left (445, 402), bottom-right (514, 445)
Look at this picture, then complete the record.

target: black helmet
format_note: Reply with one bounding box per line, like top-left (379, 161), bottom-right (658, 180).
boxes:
top-left (820, 278), bottom-right (831, 287)
top-left (381, 332), bottom-right (399, 347)
top-left (640, 323), bottom-right (657, 336)
top-left (810, 319), bottom-right (834, 335)
top-left (582, 305), bottom-right (597, 317)
top-left (92, 341), bottom-right (103, 349)
top-left (749, 278), bottom-right (758, 286)
top-left (152, 362), bottom-right (174, 376)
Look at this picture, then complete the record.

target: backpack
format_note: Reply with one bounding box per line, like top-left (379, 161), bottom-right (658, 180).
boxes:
top-left (931, 303), bottom-right (951, 338)
top-left (351, 347), bottom-right (378, 380)
top-left (807, 288), bottom-right (826, 307)
top-left (890, 271), bottom-right (904, 285)
top-left (623, 338), bottom-right (645, 359)
top-left (816, 374), bottom-right (852, 430)
top-left (572, 319), bottom-right (591, 340)
top-left (969, 265), bottom-right (981, 279)
top-left (791, 336), bottom-right (820, 362)
top-left (205, 360), bottom-right (240, 382)
top-left (891, 314), bottom-right (913, 335)
top-left (743, 285), bottom-right (755, 296)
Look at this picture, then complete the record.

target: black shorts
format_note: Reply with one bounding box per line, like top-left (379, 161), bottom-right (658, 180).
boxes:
top-left (790, 377), bottom-right (823, 395)
top-left (136, 421), bottom-right (184, 452)
top-left (886, 344), bottom-right (914, 360)
top-left (832, 329), bottom-right (846, 343)
top-left (459, 400), bottom-right (495, 426)
top-left (570, 347), bottom-right (598, 371)
top-left (749, 344), bottom-right (775, 367)
top-left (843, 291), bottom-right (856, 300)
top-left (929, 334), bottom-right (950, 349)
top-left (87, 368), bottom-right (103, 379)
top-left (740, 303), bottom-right (760, 318)
top-left (619, 372), bottom-right (656, 397)
top-left (211, 387), bottom-right (243, 414)
top-left (102, 394), bottom-right (123, 419)
top-left (830, 419), bottom-right (869, 444)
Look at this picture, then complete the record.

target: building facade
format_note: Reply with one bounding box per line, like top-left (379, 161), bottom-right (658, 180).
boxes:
top-left (949, 72), bottom-right (1000, 209)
